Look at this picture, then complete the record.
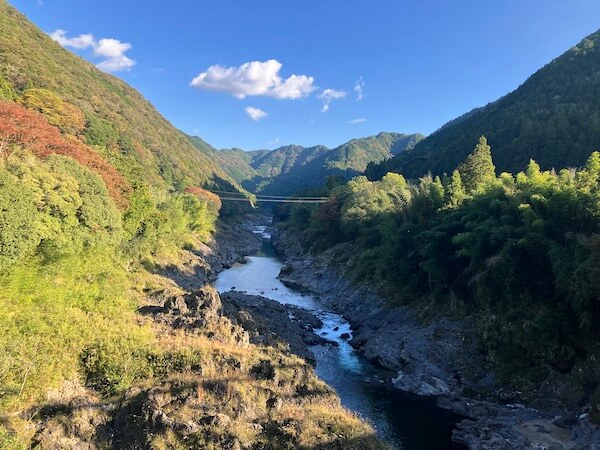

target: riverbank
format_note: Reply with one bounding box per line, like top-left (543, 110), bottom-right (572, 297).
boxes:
top-left (10, 215), bottom-right (388, 450)
top-left (272, 226), bottom-right (600, 449)
top-left (215, 224), bottom-right (466, 449)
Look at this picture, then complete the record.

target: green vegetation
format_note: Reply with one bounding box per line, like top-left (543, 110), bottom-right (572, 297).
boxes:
top-left (282, 138), bottom-right (600, 397)
top-left (252, 133), bottom-right (424, 196)
top-left (0, 72), bottom-right (15, 100)
top-left (17, 88), bottom-right (85, 135)
top-left (0, 0), bottom-right (220, 418)
top-left (367, 29), bottom-right (600, 180)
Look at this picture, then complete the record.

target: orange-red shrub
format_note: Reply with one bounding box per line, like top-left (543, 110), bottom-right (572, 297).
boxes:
top-left (0, 101), bottom-right (131, 209)
top-left (184, 186), bottom-right (222, 210)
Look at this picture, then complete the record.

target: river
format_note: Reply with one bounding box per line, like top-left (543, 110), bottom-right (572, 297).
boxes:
top-left (215, 226), bottom-right (464, 450)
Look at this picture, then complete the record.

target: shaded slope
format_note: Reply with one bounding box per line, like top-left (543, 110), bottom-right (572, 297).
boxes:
top-left (367, 29), bottom-right (600, 179)
top-left (251, 133), bottom-right (423, 196)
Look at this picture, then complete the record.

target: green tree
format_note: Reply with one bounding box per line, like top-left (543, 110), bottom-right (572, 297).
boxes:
top-left (445, 170), bottom-right (467, 207)
top-left (457, 136), bottom-right (496, 194)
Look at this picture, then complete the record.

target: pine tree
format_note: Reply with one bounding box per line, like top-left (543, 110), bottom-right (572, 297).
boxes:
top-left (458, 136), bottom-right (496, 194)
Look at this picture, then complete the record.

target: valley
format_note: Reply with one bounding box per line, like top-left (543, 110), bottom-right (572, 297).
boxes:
top-left (0, 1), bottom-right (599, 449)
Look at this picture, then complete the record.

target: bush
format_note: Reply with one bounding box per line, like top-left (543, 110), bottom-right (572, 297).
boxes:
top-left (0, 102), bottom-right (132, 208)
top-left (84, 115), bottom-right (119, 148)
top-left (80, 342), bottom-right (151, 397)
top-left (0, 152), bottom-right (123, 269)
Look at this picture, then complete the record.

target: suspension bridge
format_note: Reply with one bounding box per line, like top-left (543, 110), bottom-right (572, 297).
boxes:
top-left (206, 189), bottom-right (329, 204)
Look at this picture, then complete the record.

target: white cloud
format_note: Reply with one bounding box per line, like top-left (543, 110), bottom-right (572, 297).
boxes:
top-left (190, 59), bottom-right (316, 100)
top-left (269, 137), bottom-right (280, 146)
top-left (245, 106), bottom-right (268, 121)
top-left (354, 77), bottom-right (365, 101)
top-left (50, 29), bottom-right (95, 49)
top-left (49, 30), bottom-right (136, 73)
top-left (318, 88), bottom-right (346, 113)
top-left (348, 118), bottom-right (367, 124)
top-left (94, 38), bottom-right (135, 72)
top-left (94, 38), bottom-right (130, 58)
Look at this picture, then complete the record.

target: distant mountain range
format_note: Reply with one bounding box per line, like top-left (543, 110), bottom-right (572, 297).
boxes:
top-left (189, 132), bottom-right (424, 196)
top-left (367, 28), bottom-right (600, 180)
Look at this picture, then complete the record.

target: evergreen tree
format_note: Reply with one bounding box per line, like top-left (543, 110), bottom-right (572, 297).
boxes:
top-left (458, 136), bottom-right (496, 193)
top-left (445, 170), bottom-right (466, 207)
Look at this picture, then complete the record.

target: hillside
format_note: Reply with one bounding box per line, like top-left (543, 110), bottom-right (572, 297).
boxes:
top-left (367, 29), bottom-right (600, 180)
top-left (201, 132), bottom-right (423, 196)
top-left (0, 1), bottom-right (242, 193)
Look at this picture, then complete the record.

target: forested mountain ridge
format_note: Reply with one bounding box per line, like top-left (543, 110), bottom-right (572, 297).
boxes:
top-left (367, 28), bottom-right (600, 180)
top-left (197, 132), bottom-right (424, 196)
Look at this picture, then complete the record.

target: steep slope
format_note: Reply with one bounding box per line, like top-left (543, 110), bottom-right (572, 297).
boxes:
top-left (0, 1), bottom-right (240, 192)
top-left (367, 29), bottom-right (600, 180)
top-left (250, 144), bottom-right (331, 178)
top-left (219, 147), bottom-right (269, 181)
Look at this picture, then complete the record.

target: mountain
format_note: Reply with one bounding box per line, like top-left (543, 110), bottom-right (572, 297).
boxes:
top-left (201, 132), bottom-right (424, 196)
top-left (253, 133), bottom-right (424, 195)
top-left (367, 29), bottom-right (600, 180)
top-left (0, 0), bottom-right (249, 423)
top-left (0, 1), bottom-right (242, 194)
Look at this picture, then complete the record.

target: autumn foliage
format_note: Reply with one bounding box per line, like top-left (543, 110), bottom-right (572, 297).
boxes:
top-left (18, 88), bottom-right (86, 136)
top-left (184, 186), bottom-right (223, 211)
top-left (0, 101), bottom-right (131, 209)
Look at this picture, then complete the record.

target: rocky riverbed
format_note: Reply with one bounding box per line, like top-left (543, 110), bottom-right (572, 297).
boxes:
top-left (272, 227), bottom-right (600, 450)
top-left (221, 291), bottom-right (334, 365)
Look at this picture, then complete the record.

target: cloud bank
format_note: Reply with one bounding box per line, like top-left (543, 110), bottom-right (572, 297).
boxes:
top-left (49, 29), bottom-right (135, 72)
top-left (191, 60), bottom-right (316, 100)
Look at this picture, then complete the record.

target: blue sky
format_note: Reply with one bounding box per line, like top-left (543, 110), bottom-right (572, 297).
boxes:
top-left (9, 0), bottom-right (600, 150)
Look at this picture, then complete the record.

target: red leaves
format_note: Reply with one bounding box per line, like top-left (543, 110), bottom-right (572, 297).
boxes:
top-left (0, 101), bottom-right (131, 209)
top-left (184, 186), bottom-right (222, 210)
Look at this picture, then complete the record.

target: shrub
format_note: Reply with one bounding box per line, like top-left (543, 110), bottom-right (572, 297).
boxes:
top-left (80, 342), bottom-right (151, 397)
top-left (0, 72), bottom-right (15, 100)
